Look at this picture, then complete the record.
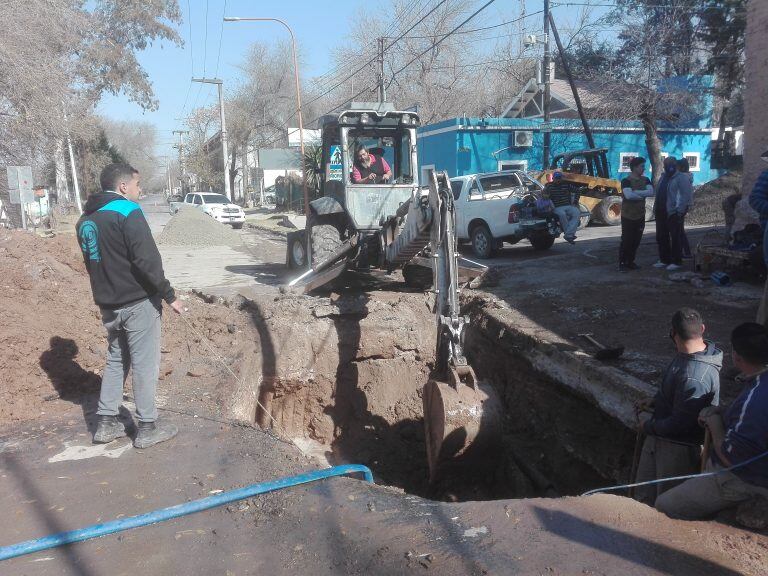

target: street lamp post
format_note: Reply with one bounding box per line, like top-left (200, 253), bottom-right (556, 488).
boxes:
top-left (223, 16), bottom-right (309, 216)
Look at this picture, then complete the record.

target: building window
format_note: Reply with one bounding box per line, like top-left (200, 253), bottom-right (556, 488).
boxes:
top-left (498, 160), bottom-right (528, 171)
top-left (619, 152), bottom-right (639, 172)
top-left (683, 152), bottom-right (701, 172)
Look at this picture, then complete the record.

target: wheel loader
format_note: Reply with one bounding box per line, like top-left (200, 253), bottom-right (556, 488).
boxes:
top-left (537, 148), bottom-right (626, 226)
top-left (285, 102), bottom-right (502, 483)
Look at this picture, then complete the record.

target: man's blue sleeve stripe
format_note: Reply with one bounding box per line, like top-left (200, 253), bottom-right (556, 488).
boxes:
top-left (97, 199), bottom-right (142, 217)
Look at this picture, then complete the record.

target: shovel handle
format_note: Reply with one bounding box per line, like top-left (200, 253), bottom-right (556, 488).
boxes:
top-left (580, 334), bottom-right (605, 350)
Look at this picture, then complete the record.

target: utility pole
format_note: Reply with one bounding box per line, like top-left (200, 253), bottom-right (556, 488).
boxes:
top-left (542, 0), bottom-right (552, 170)
top-left (172, 129), bottom-right (189, 193)
top-left (66, 134), bottom-right (83, 214)
top-left (549, 13), bottom-right (595, 149)
top-left (377, 37), bottom-right (387, 103)
top-left (192, 78), bottom-right (231, 201)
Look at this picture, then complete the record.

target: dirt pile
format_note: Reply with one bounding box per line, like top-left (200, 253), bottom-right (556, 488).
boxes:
top-left (688, 171), bottom-right (742, 226)
top-left (0, 229), bottom-right (257, 427)
top-left (157, 207), bottom-right (242, 247)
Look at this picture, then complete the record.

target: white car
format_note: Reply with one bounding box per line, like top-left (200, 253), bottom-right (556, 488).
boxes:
top-left (449, 171), bottom-right (559, 258)
top-left (170, 192), bottom-right (246, 229)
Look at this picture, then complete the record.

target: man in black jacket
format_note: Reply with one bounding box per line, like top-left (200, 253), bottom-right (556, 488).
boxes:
top-left (634, 308), bottom-right (722, 505)
top-left (76, 163), bottom-right (182, 449)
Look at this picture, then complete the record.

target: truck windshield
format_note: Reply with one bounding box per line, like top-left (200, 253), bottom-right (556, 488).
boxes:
top-left (201, 194), bottom-right (230, 204)
top-left (348, 129), bottom-right (413, 184)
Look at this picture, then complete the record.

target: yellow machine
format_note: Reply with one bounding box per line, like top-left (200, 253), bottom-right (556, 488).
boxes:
top-left (537, 148), bottom-right (625, 226)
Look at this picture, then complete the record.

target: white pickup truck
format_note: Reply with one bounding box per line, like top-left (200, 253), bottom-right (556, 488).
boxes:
top-left (449, 171), bottom-right (559, 258)
top-left (169, 192), bottom-right (246, 229)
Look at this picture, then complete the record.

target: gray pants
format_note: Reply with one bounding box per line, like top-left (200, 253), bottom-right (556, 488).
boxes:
top-left (98, 297), bottom-right (162, 423)
top-left (656, 462), bottom-right (768, 519)
top-left (554, 205), bottom-right (581, 240)
top-left (634, 435), bottom-right (700, 506)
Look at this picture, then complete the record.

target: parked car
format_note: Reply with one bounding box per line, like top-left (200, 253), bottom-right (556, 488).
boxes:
top-left (169, 192), bottom-right (246, 229)
top-left (449, 170), bottom-right (560, 258)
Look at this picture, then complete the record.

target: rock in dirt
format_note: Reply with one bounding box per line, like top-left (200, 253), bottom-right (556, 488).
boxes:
top-left (157, 207), bottom-right (242, 247)
top-left (736, 496), bottom-right (768, 529)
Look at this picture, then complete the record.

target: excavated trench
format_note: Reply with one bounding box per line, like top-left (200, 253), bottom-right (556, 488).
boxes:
top-left (221, 289), bottom-right (637, 502)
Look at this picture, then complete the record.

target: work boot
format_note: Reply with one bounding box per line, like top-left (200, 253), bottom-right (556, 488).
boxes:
top-left (93, 415), bottom-right (128, 444)
top-left (133, 419), bottom-right (178, 449)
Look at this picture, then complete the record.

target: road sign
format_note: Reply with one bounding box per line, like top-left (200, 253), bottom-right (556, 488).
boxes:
top-left (328, 145), bottom-right (343, 181)
top-left (6, 166), bottom-right (34, 203)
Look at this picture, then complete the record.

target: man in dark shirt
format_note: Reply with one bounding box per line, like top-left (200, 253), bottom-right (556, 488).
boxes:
top-left (76, 163), bottom-right (182, 449)
top-left (619, 157), bottom-right (654, 272)
top-left (544, 172), bottom-right (580, 244)
top-left (656, 322), bottom-right (768, 519)
top-left (634, 308), bottom-right (722, 506)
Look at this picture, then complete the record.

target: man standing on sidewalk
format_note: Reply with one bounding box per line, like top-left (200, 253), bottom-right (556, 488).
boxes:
top-left (634, 308), bottom-right (722, 506)
top-left (544, 171), bottom-right (580, 244)
top-left (619, 156), bottom-right (654, 272)
top-left (76, 163), bottom-right (181, 449)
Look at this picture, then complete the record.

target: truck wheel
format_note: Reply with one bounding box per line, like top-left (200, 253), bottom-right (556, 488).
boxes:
top-left (578, 203), bottom-right (591, 229)
top-left (403, 263), bottom-right (433, 290)
top-left (645, 198), bottom-right (656, 222)
top-left (529, 231), bottom-right (555, 251)
top-left (471, 223), bottom-right (495, 259)
top-left (310, 223), bottom-right (342, 266)
top-left (599, 196), bottom-right (622, 226)
top-left (287, 232), bottom-right (307, 269)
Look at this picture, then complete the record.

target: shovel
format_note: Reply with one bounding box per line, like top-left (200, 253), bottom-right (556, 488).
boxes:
top-left (579, 333), bottom-right (625, 361)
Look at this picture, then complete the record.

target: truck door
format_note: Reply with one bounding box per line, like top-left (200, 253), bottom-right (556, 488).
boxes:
top-left (450, 179), bottom-right (467, 238)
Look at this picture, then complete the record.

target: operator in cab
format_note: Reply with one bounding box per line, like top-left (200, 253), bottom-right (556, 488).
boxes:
top-left (351, 144), bottom-right (392, 184)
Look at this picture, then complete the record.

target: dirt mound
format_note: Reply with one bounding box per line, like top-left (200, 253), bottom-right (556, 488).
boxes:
top-left (157, 207), bottom-right (242, 247)
top-left (688, 171), bottom-right (742, 226)
top-left (0, 230), bottom-right (256, 427)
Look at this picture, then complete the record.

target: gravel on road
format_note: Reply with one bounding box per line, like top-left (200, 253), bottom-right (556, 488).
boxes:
top-left (157, 206), bottom-right (242, 247)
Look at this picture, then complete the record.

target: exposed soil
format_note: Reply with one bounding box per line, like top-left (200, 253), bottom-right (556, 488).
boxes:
top-left (0, 230), bottom-right (258, 427)
top-left (688, 171), bottom-right (743, 226)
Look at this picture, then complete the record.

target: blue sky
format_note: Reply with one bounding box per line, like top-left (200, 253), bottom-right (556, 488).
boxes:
top-left (97, 0), bottom-right (602, 158)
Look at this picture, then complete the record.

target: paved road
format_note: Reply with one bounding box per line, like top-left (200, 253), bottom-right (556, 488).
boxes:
top-left (140, 194), bottom-right (288, 298)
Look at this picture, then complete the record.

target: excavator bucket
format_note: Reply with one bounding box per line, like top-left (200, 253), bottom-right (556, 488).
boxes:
top-left (423, 365), bottom-right (503, 484)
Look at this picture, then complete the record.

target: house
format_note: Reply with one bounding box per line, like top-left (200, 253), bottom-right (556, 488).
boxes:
top-left (417, 75), bottom-right (720, 185)
top-left (744, 0), bottom-right (768, 194)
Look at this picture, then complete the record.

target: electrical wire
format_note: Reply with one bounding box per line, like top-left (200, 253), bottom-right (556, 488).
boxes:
top-left (386, 9), bottom-right (543, 39)
top-left (583, 450), bottom-right (768, 496)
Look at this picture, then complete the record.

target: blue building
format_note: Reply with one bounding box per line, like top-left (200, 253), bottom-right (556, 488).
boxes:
top-left (417, 76), bottom-right (719, 185)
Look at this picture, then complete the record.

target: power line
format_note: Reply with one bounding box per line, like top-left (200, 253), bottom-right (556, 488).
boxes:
top-left (386, 0), bottom-right (502, 90)
top-left (312, 0), bottom-right (433, 92)
top-left (311, 0), bottom-right (452, 100)
top-left (177, 0), bottom-right (196, 123)
top-left (384, 9), bottom-right (543, 40)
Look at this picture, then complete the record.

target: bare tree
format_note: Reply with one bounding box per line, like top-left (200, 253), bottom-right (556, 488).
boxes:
top-left (0, 0), bottom-right (181, 171)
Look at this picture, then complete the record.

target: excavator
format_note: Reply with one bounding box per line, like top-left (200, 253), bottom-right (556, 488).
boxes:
top-left (285, 102), bottom-right (502, 482)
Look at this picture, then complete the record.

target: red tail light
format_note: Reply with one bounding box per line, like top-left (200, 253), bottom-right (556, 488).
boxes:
top-left (508, 204), bottom-right (520, 223)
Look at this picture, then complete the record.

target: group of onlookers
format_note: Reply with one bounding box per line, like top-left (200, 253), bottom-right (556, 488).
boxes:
top-left (634, 310), bottom-right (768, 519)
top-left (618, 155), bottom-right (694, 272)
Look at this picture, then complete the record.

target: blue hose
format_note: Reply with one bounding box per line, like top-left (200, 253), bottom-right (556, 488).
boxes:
top-left (0, 464), bottom-right (373, 562)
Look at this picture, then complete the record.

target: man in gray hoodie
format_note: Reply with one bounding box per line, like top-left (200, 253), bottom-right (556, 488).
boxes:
top-left (654, 158), bottom-right (694, 271)
top-left (634, 308), bottom-right (722, 506)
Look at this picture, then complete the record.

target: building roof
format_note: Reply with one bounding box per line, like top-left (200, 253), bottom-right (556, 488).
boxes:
top-left (501, 75), bottom-right (713, 129)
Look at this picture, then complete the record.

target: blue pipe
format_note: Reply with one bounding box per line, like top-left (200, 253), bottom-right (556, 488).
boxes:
top-left (0, 464), bottom-right (373, 562)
